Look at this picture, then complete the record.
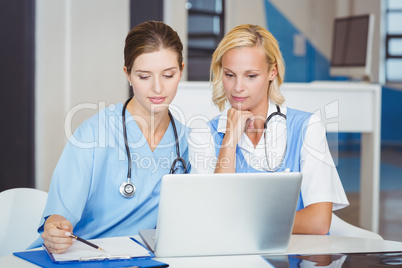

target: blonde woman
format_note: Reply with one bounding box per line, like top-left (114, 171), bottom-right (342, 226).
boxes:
top-left (189, 24), bottom-right (348, 234)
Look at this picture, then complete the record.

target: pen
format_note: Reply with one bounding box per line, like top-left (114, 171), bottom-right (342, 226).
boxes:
top-left (50, 225), bottom-right (105, 252)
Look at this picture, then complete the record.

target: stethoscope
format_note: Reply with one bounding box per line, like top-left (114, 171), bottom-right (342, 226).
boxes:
top-left (119, 97), bottom-right (188, 198)
top-left (262, 105), bottom-right (287, 172)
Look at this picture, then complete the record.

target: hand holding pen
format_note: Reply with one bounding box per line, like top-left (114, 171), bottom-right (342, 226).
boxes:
top-left (50, 225), bottom-right (105, 252)
top-left (42, 215), bottom-right (76, 254)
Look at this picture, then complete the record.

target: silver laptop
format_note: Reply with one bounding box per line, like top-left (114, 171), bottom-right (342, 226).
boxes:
top-left (139, 172), bottom-right (302, 257)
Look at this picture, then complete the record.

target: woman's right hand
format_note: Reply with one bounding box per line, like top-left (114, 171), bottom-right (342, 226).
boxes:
top-left (215, 108), bottom-right (254, 173)
top-left (223, 108), bottom-right (254, 147)
top-left (41, 215), bottom-right (74, 254)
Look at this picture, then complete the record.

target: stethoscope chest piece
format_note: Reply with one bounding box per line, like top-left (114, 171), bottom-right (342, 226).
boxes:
top-left (119, 181), bottom-right (136, 198)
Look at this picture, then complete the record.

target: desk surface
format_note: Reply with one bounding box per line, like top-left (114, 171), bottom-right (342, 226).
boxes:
top-left (2, 235), bottom-right (402, 268)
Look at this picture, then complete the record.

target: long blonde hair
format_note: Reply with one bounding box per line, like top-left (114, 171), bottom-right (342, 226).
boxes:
top-left (210, 24), bottom-right (285, 111)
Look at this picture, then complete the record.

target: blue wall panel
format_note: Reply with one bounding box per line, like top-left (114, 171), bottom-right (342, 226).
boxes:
top-left (264, 0), bottom-right (333, 82)
top-left (381, 87), bottom-right (402, 144)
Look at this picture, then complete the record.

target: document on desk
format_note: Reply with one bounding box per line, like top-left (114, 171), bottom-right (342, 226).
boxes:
top-left (45, 236), bottom-right (152, 263)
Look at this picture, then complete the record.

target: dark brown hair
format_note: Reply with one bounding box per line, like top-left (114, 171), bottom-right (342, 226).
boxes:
top-left (124, 20), bottom-right (183, 74)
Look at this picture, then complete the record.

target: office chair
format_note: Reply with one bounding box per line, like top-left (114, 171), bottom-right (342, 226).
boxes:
top-left (330, 213), bottom-right (383, 240)
top-left (0, 188), bottom-right (48, 257)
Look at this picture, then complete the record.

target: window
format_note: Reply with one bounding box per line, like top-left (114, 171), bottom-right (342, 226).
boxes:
top-left (186, 0), bottom-right (225, 81)
top-left (386, 0), bottom-right (402, 82)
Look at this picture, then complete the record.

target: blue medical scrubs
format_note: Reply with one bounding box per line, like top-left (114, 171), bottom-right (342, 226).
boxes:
top-left (207, 108), bottom-right (311, 211)
top-left (29, 103), bottom-right (190, 249)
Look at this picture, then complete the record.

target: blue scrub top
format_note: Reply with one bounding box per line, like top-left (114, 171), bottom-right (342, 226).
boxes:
top-left (207, 107), bottom-right (312, 211)
top-left (29, 103), bottom-right (190, 249)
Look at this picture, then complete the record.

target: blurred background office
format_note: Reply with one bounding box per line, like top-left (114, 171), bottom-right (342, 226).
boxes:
top-left (0, 0), bottom-right (401, 241)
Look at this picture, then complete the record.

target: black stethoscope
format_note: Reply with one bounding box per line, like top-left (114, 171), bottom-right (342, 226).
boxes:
top-left (119, 97), bottom-right (188, 198)
top-left (263, 105), bottom-right (287, 172)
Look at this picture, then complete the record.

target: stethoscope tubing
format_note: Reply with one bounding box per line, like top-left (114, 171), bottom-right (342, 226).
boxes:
top-left (263, 105), bottom-right (287, 172)
top-left (120, 97), bottom-right (187, 198)
top-left (122, 98), bottom-right (133, 184)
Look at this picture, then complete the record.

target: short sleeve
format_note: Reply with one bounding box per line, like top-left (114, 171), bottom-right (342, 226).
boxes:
top-left (300, 113), bottom-right (349, 210)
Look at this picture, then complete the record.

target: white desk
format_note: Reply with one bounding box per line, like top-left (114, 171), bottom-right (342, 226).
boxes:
top-left (2, 235), bottom-right (401, 268)
top-left (171, 81), bottom-right (382, 233)
top-left (156, 235), bottom-right (402, 268)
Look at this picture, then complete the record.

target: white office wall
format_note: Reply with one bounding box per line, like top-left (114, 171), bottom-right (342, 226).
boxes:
top-left (35, 0), bottom-right (129, 191)
top-left (225, 0), bottom-right (266, 33)
top-left (164, 0), bottom-right (188, 80)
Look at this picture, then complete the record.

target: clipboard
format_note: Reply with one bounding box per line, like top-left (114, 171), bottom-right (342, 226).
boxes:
top-left (14, 249), bottom-right (169, 268)
top-left (14, 236), bottom-right (169, 267)
top-left (44, 237), bottom-right (154, 263)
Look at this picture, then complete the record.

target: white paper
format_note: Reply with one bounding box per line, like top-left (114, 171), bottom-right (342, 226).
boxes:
top-left (50, 236), bottom-right (150, 262)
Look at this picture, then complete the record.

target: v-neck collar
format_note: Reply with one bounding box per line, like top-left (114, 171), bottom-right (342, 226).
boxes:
top-left (122, 104), bottom-right (175, 158)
